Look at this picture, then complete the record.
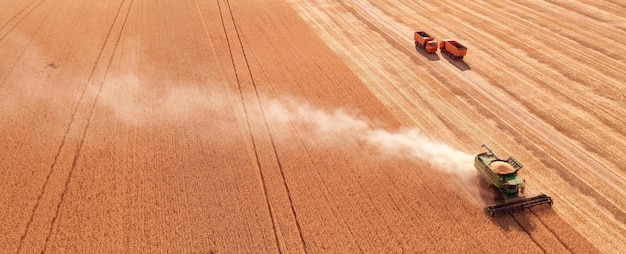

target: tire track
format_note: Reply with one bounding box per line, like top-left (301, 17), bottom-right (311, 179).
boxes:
top-left (225, 0), bottom-right (308, 251)
top-left (213, 0), bottom-right (281, 251)
top-left (216, 0), bottom-right (308, 252)
top-left (41, 0), bottom-right (135, 251)
top-left (0, 0), bottom-right (60, 91)
top-left (16, 0), bottom-right (134, 252)
top-left (0, 0), bottom-right (45, 41)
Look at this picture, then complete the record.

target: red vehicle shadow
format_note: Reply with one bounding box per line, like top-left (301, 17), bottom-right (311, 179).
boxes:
top-left (414, 44), bottom-right (440, 61)
top-left (441, 52), bottom-right (471, 71)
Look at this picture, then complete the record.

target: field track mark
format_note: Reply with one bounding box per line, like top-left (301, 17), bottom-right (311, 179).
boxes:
top-left (11, 0), bottom-right (75, 250)
top-left (0, 0), bottom-right (59, 91)
top-left (236, 25), bottom-right (310, 254)
top-left (216, 0), bottom-right (308, 252)
top-left (213, 0), bottom-right (283, 251)
top-left (226, 7), bottom-right (309, 252)
top-left (41, 0), bottom-right (135, 251)
top-left (0, 0), bottom-right (44, 41)
top-left (16, 0), bottom-right (134, 252)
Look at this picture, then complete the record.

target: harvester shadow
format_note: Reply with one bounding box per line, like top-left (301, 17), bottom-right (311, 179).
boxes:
top-left (471, 175), bottom-right (539, 233)
top-left (414, 45), bottom-right (440, 61)
top-left (441, 53), bottom-right (471, 71)
top-left (491, 210), bottom-right (538, 233)
top-left (489, 192), bottom-right (555, 233)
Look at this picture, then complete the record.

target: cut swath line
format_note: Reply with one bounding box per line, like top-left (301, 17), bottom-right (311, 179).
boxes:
top-left (529, 209), bottom-right (572, 252)
top-left (511, 214), bottom-right (547, 253)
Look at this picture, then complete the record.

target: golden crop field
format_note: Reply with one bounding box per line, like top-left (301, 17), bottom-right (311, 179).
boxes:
top-left (1, 0), bottom-right (624, 252)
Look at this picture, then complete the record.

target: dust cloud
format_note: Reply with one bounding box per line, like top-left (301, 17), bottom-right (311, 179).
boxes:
top-left (97, 79), bottom-right (477, 180)
top-left (264, 97), bottom-right (476, 177)
top-left (97, 74), bottom-right (230, 124)
top-left (94, 79), bottom-right (486, 203)
top-left (0, 33), bottom-right (60, 116)
top-left (264, 97), bottom-right (486, 204)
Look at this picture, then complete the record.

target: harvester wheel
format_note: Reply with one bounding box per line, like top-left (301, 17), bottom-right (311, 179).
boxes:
top-left (489, 185), bottom-right (504, 203)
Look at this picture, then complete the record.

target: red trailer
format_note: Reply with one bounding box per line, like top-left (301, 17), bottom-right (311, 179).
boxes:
top-left (414, 31), bottom-right (438, 53)
top-left (439, 39), bottom-right (467, 59)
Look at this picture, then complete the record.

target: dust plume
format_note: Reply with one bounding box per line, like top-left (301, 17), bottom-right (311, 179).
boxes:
top-left (97, 79), bottom-right (476, 177)
top-left (95, 82), bottom-right (484, 203)
top-left (264, 97), bottom-right (475, 176)
top-left (264, 97), bottom-right (486, 205)
top-left (97, 74), bottom-right (230, 124)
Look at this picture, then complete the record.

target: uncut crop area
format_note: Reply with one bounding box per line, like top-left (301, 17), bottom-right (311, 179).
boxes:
top-left (1, 0), bottom-right (624, 253)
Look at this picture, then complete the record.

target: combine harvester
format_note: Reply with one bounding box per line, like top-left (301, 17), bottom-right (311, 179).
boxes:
top-left (475, 144), bottom-right (553, 217)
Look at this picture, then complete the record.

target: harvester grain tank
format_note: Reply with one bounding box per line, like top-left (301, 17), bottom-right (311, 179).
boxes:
top-left (475, 144), bottom-right (553, 217)
top-left (439, 39), bottom-right (467, 59)
top-left (414, 31), bottom-right (438, 53)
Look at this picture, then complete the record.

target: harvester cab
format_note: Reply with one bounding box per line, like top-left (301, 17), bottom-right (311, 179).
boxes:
top-left (475, 144), bottom-right (553, 217)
